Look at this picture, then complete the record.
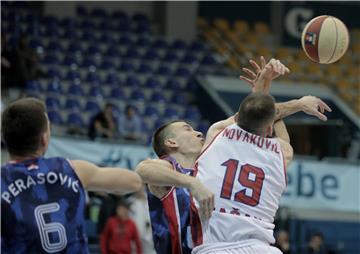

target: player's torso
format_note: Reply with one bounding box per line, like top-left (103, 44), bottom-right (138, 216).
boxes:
top-left (196, 124), bottom-right (286, 244)
top-left (1, 157), bottom-right (88, 254)
top-left (147, 156), bottom-right (200, 254)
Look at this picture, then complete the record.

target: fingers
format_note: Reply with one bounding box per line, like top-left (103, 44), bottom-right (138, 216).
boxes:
top-left (239, 76), bottom-right (255, 87)
top-left (249, 59), bottom-right (261, 74)
top-left (242, 67), bottom-right (257, 79)
top-left (318, 99), bottom-right (332, 112)
top-left (313, 110), bottom-right (328, 121)
top-left (260, 56), bottom-right (266, 69)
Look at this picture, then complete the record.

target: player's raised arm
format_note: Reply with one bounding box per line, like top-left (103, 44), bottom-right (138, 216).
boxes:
top-left (135, 159), bottom-right (214, 219)
top-left (275, 95), bottom-right (332, 121)
top-left (71, 160), bottom-right (142, 194)
top-left (273, 120), bottom-right (294, 167)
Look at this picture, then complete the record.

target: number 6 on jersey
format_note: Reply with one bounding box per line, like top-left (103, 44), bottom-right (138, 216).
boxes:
top-left (220, 159), bottom-right (265, 206)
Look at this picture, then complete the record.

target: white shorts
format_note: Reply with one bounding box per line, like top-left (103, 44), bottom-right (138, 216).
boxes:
top-left (192, 240), bottom-right (282, 254)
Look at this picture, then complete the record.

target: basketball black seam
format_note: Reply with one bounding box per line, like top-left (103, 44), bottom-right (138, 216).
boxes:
top-left (327, 17), bottom-right (338, 63)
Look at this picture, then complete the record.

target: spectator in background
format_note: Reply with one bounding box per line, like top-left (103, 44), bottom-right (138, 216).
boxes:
top-left (307, 233), bottom-right (328, 254)
top-left (88, 103), bottom-right (117, 140)
top-left (14, 33), bottom-right (38, 88)
top-left (129, 186), bottom-right (156, 254)
top-left (118, 105), bottom-right (142, 141)
top-left (1, 33), bottom-right (13, 89)
top-left (100, 200), bottom-right (142, 254)
top-left (275, 230), bottom-right (292, 254)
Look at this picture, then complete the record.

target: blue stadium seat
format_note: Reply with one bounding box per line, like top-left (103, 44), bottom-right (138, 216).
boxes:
top-left (91, 8), bottom-right (107, 18)
top-left (98, 32), bottom-right (116, 43)
top-left (84, 100), bottom-right (101, 113)
top-left (42, 54), bottom-right (59, 65)
top-left (143, 50), bottom-right (160, 60)
top-left (85, 72), bottom-right (100, 83)
top-left (64, 98), bottom-right (81, 111)
top-left (67, 42), bottom-right (83, 53)
top-left (136, 63), bottom-right (153, 74)
top-left (76, 6), bottom-right (88, 16)
top-left (156, 65), bottom-right (172, 76)
top-left (46, 80), bottom-right (62, 93)
top-left (60, 18), bottom-right (77, 28)
top-left (152, 38), bottom-right (168, 49)
top-left (170, 93), bottom-right (187, 104)
top-left (44, 28), bottom-right (60, 37)
top-left (119, 62), bottom-right (135, 72)
top-left (133, 22), bottom-right (150, 33)
top-left (100, 58), bottom-right (115, 70)
top-left (163, 107), bottom-right (180, 118)
top-left (189, 41), bottom-right (206, 51)
top-left (112, 10), bottom-right (128, 20)
top-left (183, 106), bottom-right (201, 121)
top-left (68, 83), bottom-right (84, 96)
top-left (163, 52), bottom-right (179, 62)
top-left (130, 90), bottom-right (145, 101)
top-left (174, 67), bottom-right (191, 77)
top-left (61, 29), bottom-right (78, 40)
top-left (105, 46), bottom-right (121, 57)
top-left (29, 39), bottom-right (43, 50)
top-left (136, 37), bottom-right (151, 47)
top-left (79, 20), bottom-right (95, 30)
top-left (47, 67), bottom-right (61, 79)
top-left (197, 121), bottom-right (210, 134)
top-left (26, 80), bottom-right (42, 92)
top-left (106, 73), bottom-right (121, 85)
top-left (150, 92), bottom-right (166, 103)
top-left (65, 70), bottom-right (81, 81)
top-left (109, 88), bottom-right (126, 99)
top-left (46, 97), bottom-right (61, 110)
top-left (47, 110), bottom-right (63, 125)
top-left (170, 39), bottom-right (187, 50)
top-left (47, 40), bottom-right (63, 51)
top-left (201, 55), bottom-right (216, 65)
top-left (88, 86), bottom-right (102, 97)
top-left (144, 105), bottom-right (159, 117)
top-left (67, 112), bottom-right (84, 127)
top-left (132, 13), bottom-right (149, 22)
top-left (87, 45), bottom-right (101, 55)
top-left (81, 30), bottom-right (96, 41)
top-left (97, 21), bottom-right (112, 31)
top-left (181, 53), bottom-right (198, 64)
top-left (124, 48), bottom-right (140, 58)
top-left (62, 55), bottom-right (78, 66)
top-left (81, 58), bottom-right (96, 68)
top-left (126, 75), bottom-right (140, 87)
top-left (116, 21), bottom-right (131, 32)
top-left (144, 78), bottom-right (161, 89)
top-left (165, 79), bottom-right (182, 91)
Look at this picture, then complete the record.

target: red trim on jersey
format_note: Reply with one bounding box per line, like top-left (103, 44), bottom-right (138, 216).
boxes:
top-left (280, 150), bottom-right (287, 186)
top-left (162, 191), bottom-right (182, 254)
top-left (189, 196), bottom-right (203, 247)
top-left (194, 129), bottom-right (225, 176)
top-left (158, 157), bottom-right (178, 200)
top-left (160, 186), bottom-right (175, 201)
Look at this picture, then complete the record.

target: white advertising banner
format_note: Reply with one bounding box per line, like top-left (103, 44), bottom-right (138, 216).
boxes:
top-left (47, 137), bottom-right (360, 213)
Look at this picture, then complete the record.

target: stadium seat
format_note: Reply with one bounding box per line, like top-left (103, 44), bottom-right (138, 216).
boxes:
top-left (136, 36), bottom-right (151, 47)
top-left (81, 30), bottom-right (96, 41)
top-left (119, 62), bottom-right (135, 72)
top-left (144, 78), bottom-right (161, 89)
top-left (106, 73), bottom-right (121, 85)
top-left (68, 83), bottom-right (84, 96)
top-left (150, 92), bottom-right (166, 102)
top-left (144, 105), bottom-right (159, 117)
top-left (105, 46), bottom-right (121, 58)
top-left (67, 42), bottom-right (83, 53)
top-left (152, 38), bottom-right (168, 49)
top-left (26, 80), bottom-right (42, 92)
top-left (170, 93), bottom-right (187, 104)
top-left (81, 58), bottom-right (97, 68)
top-left (143, 50), bottom-right (160, 60)
top-left (109, 88), bottom-right (126, 99)
top-left (99, 58), bottom-right (115, 70)
top-left (87, 45), bottom-right (101, 55)
top-left (67, 112), bottom-right (84, 127)
top-left (112, 10), bottom-right (128, 20)
top-left (85, 72), bottom-right (100, 83)
top-left (64, 98), bottom-right (81, 111)
top-left (46, 97), bottom-right (61, 110)
top-left (84, 100), bottom-right (101, 113)
top-left (42, 54), bottom-right (59, 65)
top-left (91, 8), bottom-right (107, 18)
top-left (174, 67), bottom-right (191, 77)
top-left (163, 52), bottom-right (179, 62)
top-left (183, 106), bottom-right (201, 121)
top-left (189, 41), bottom-right (206, 51)
top-left (133, 22), bottom-right (150, 33)
top-left (126, 75), bottom-right (141, 87)
top-left (98, 32), bottom-right (116, 43)
top-left (65, 70), bottom-right (81, 81)
top-left (170, 39), bottom-right (187, 50)
top-left (46, 80), bottom-right (62, 93)
top-left (47, 40), bottom-right (63, 51)
top-left (181, 53), bottom-right (198, 64)
top-left (118, 35), bottom-right (132, 45)
top-left (116, 20), bottom-right (131, 32)
top-left (130, 90), bottom-right (146, 101)
top-left (201, 55), bottom-right (216, 65)
top-left (156, 65), bottom-right (172, 76)
top-left (136, 63), bottom-right (153, 74)
top-left (163, 106), bottom-right (180, 118)
top-left (79, 20), bottom-right (95, 30)
top-left (165, 79), bottom-right (182, 91)
top-left (124, 48), bottom-right (140, 58)
top-left (47, 110), bottom-right (63, 125)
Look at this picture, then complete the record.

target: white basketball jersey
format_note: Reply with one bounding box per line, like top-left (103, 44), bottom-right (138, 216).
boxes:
top-left (195, 123), bottom-right (286, 245)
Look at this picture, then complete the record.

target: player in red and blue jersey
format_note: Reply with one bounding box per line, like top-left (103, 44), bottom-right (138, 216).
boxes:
top-left (1, 98), bottom-right (142, 253)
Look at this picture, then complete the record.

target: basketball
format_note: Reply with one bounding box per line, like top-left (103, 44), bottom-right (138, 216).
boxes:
top-left (301, 15), bottom-right (349, 64)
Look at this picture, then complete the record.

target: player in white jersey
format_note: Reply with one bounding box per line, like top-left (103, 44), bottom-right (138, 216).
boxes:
top-left (193, 93), bottom-right (299, 254)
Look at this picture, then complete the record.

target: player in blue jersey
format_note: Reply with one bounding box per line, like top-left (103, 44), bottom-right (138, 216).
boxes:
top-left (135, 57), bottom-right (331, 254)
top-left (1, 98), bottom-right (142, 254)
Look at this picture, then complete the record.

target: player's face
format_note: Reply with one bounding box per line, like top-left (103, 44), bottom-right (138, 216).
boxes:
top-left (170, 122), bottom-right (204, 155)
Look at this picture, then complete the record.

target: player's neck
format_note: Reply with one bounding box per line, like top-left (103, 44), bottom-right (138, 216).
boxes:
top-left (171, 153), bottom-right (196, 168)
top-left (9, 150), bottom-right (44, 162)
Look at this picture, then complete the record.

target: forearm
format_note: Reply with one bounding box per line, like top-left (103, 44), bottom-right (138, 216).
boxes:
top-left (135, 159), bottom-right (195, 188)
top-left (273, 120), bottom-right (290, 143)
top-left (275, 99), bottom-right (302, 121)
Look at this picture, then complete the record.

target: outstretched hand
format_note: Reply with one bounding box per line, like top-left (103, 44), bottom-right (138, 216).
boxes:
top-left (299, 96), bottom-right (332, 121)
top-left (240, 56), bottom-right (290, 93)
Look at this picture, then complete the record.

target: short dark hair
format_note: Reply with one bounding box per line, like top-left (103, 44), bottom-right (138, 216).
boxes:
top-left (237, 92), bottom-right (275, 135)
top-left (152, 120), bottom-right (184, 157)
top-left (1, 98), bottom-right (48, 156)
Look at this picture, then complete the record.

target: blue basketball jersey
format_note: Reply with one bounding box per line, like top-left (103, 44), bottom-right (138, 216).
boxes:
top-left (1, 157), bottom-right (88, 254)
top-left (147, 156), bottom-right (202, 254)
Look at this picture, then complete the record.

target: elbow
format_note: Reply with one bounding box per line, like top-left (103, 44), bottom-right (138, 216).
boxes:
top-left (135, 160), bottom-right (152, 182)
top-left (132, 173), bottom-right (143, 192)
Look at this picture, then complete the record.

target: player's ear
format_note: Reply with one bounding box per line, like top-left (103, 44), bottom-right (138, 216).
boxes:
top-left (164, 138), bottom-right (179, 149)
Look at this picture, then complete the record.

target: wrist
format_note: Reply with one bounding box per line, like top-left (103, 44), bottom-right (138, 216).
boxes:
top-left (187, 177), bottom-right (197, 191)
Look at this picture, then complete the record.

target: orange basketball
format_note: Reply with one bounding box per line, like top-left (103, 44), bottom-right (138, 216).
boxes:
top-left (301, 15), bottom-right (349, 64)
